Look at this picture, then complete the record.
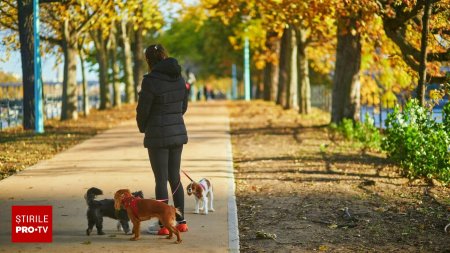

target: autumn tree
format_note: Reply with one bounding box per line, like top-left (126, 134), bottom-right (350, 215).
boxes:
top-left (380, 0), bottom-right (450, 106)
top-left (201, 0), bottom-right (335, 113)
top-left (0, 0), bottom-right (59, 129)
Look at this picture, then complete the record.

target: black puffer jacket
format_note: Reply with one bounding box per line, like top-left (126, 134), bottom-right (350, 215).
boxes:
top-left (136, 58), bottom-right (188, 148)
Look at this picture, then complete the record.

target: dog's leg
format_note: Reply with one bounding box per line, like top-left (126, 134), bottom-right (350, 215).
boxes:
top-left (130, 220), bottom-right (140, 241)
top-left (194, 198), bottom-right (199, 214)
top-left (198, 198), bottom-right (204, 211)
top-left (166, 225), bottom-right (174, 240)
top-left (120, 219), bottom-right (130, 235)
top-left (209, 188), bottom-right (215, 212)
top-left (162, 216), bottom-right (181, 243)
top-left (167, 225), bottom-right (182, 244)
top-left (86, 210), bottom-right (96, 236)
top-left (95, 210), bottom-right (105, 235)
top-left (202, 197), bottom-right (208, 215)
top-left (134, 221), bottom-right (141, 240)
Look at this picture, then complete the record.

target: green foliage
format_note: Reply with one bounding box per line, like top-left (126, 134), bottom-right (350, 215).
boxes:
top-left (330, 115), bottom-right (381, 151)
top-left (157, 17), bottom-right (241, 79)
top-left (382, 100), bottom-right (450, 184)
top-left (443, 102), bottom-right (450, 131)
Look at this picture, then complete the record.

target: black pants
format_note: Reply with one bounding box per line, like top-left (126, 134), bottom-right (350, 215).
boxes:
top-left (148, 145), bottom-right (185, 222)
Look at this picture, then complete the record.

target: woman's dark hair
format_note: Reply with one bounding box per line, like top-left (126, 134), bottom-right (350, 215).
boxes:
top-left (145, 44), bottom-right (168, 69)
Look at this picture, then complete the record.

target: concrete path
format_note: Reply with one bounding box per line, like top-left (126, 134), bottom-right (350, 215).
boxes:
top-left (0, 102), bottom-right (239, 253)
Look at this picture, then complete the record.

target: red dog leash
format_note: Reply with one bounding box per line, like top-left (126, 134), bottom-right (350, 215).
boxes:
top-left (155, 170), bottom-right (195, 202)
top-left (182, 170), bottom-right (195, 182)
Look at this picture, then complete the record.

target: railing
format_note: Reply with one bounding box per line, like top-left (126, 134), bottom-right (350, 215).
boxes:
top-left (360, 92), bottom-right (447, 129)
top-left (308, 88), bottom-right (447, 129)
top-left (311, 85), bottom-right (332, 112)
top-left (0, 82), bottom-right (100, 130)
top-left (0, 99), bottom-right (22, 130)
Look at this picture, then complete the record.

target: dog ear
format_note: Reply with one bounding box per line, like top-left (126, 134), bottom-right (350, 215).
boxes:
top-left (186, 183), bottom-right (193, 195)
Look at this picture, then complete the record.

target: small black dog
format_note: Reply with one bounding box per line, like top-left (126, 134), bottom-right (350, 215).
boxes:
top-left (84, 187), bottom-right (143, 235)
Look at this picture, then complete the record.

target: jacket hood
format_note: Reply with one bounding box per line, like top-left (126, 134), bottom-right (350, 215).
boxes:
top-left (147, 57), bottom-right (182, 81)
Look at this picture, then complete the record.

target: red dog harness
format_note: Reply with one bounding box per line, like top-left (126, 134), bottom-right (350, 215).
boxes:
top-left (122, 196), bottom-right (141, 220)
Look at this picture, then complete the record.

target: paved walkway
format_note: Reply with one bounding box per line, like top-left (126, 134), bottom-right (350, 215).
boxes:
top-left (0, 102), bottom-right (239, 252)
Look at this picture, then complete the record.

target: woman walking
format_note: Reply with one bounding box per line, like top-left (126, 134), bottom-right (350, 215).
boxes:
top-left (136, 44), bottom-right (189, 234)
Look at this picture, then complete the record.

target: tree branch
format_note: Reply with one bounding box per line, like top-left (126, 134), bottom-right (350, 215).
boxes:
top-left (39, 0), bottom-right (62, 4)
top-left (427, 50), bottom-right (450, 62)
top-left (2, 0), bottom-right (16, 9)
top-left (75, 0), bottom-right (112, 37)
top-left (0, 6), bottom-right (17, 25)
top-left (383, 22), bottom-right (421, 65)
top-left (430, 28), bottom-right (450, 36)
top-left (40, 35), bottom-right (62, 46)
top-left (385, 0), bottom-right (425, 29)
top-left (0, 19), bottom-right (16, 31)
top-left (429, 75), bottom-right (449, 84)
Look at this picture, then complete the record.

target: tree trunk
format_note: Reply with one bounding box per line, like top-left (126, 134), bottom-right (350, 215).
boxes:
top-left (263, 63), bottom-right (272, 101)
top-left (18, 0), bottom-right (35, 129)
top-left (296, 28), bottom-right (311, 114)
top-left (270, 40), bottom-right (280, 102)
top-left (276, 27), bottom-right (292, 107)
top-left (133, 25), bottom-right (145, 99)
top-left (109, 23), bottom-right (121, 108)
top-left (92, 29), bottom-right (110, 110)
top-left (121, 20), bottom-right (135, 103)
top-left (417, 0), bottom-right (432, 106)
top-left (61, 18), bottom-right (78, 120)
top-left (263, 34), bottom-right (280, 102)
top-left (255, 69), bottom-right (263, 99)
top-left (287, 28), bottom-right (298, 110)
top-left (79, 46), bottom-right (89, 117)
top-left (331, 17), bottom-right (362, 123)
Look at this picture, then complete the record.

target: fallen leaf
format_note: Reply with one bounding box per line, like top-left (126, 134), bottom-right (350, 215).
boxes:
top-left (328, 224), bottom-right (338, 229)
top-left (319, 245), bottom-right (328, 251)
top-left (255, 231), bottom-right (277, 240)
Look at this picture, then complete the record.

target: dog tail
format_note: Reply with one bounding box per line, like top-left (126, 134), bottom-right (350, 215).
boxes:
top-left (170, 206), bottom-right (183, 227)
top-left (84, 187), bottom-right (103, 206)
top-left (174, 207), bottom-right (182, 217)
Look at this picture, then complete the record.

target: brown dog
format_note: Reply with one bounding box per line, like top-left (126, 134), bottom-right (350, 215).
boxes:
top-left (114, 189), bottom-right (182, 243)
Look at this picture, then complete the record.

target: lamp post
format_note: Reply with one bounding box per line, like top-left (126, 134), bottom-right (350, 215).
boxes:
top-left (242, 15), bottom-right (251, 101)
top-left (243, 34), bottom-right (250, 101)
top-left (33, 0), bottom-right (44, 133)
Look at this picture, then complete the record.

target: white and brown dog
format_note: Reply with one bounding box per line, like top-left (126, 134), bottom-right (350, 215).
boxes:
top-left (186, 178), bottom-right (215, 214)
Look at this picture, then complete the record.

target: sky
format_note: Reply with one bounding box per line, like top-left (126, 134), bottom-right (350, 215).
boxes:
top-left (0, 0), bottom-right (196, 82)
top-left (0, 50), bottom-right (98, 82)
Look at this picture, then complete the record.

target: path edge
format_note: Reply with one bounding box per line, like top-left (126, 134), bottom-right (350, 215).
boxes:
top-left (225, 105), bottom-right (240, 253)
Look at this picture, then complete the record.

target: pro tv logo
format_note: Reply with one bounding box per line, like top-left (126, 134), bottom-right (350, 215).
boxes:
top-left (12, 206), bottom-right (52, 243)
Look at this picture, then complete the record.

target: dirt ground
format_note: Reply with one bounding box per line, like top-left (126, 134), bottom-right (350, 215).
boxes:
top-left (229, 101), bottom-right (450, 252)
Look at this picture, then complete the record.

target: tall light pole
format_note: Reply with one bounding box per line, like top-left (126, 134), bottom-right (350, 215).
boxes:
top-left (242, 14), bottom-right (251, 101)
top-left (243, 31), bottom-right (251, 101)
top-left (33, 0), bottom-right (44, 133)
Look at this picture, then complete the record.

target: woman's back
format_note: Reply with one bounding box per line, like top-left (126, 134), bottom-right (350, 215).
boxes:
top-left (137, 57), bottom-right (188, 148)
